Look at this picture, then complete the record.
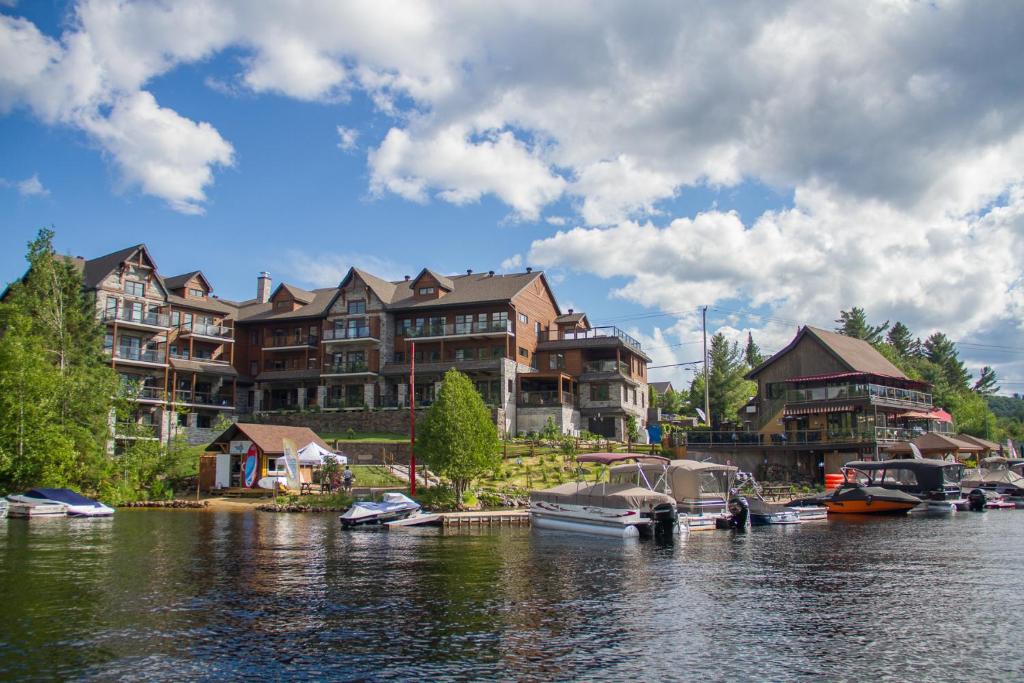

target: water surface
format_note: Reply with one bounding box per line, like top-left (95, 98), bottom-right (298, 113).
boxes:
top-left (1, 510), bottom-right (1021, 681)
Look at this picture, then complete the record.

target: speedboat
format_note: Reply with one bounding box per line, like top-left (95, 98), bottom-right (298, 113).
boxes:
top-left (530, 454), bottom-right (681, 538)
top-left (824, 485), bottom-right (921, 514)
top-left (836, 459), bottom-right (965, 513)
top-left (7, 488), bottom-right (113, 517)
top-left (785, 497), bottom-right (829, 522)
top-left (340, 492), bottom-right (420, 527)
top-left (747, 498), bottom-right (800, 525)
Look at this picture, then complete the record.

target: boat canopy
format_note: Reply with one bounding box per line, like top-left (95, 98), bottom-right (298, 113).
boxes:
top-left (577, 453), bottom-right (669, 465)
top-left (962, 467), bottom-right (1024, 489)
top-left (530, 481), bottom-right (675, 510)
top-left (21, 488), bottom-right (104, 508)
top-left (843, 459), bottom-right (964, 489)
top-left (666, 460), bottom-right (739, 500)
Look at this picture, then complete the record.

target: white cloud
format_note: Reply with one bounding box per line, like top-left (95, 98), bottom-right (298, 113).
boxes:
top-left (500, 253), bottom-right (522, 272)
top-left (545, 215), bottom-right (567, 226)
top-left (16, 173), bottom-right (49, 196)
top-left (336, 126), bottom-right (358, 152)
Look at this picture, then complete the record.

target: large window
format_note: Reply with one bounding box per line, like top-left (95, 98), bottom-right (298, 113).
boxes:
top-left (590, 384), bottom-right (610, 401)
top-left (347, 300), bottom-right (366, 314)
top-left (549, 353), bottom-right (565, 370)
top-left (455, 314), bottom-right (473, 334)
top-left (124, 280), bottom-right (145, 297)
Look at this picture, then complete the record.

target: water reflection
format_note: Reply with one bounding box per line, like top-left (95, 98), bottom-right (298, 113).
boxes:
top-left (2, 511), bottom-right (1023, 681)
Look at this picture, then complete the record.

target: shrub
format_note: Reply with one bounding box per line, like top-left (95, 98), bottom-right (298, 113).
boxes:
top-left (415, 485), bottom-right (458, 511)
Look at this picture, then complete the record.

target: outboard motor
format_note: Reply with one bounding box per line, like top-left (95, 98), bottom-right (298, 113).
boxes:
top-left (727, 495), bottom-right (750, 530)
top-left (968, 488), bottom-right (988, 512)
top-left (651, 503), bottom-right (679, 537)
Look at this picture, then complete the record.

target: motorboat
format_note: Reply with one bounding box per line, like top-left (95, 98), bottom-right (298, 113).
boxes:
top-left (608, 458), bottom-right (737, 530)
top-left (784, 497), bottom-right (829, 522)
top-left (962, 457), bottom-right (1024, 503)
top-left (340, 492), bottom-right (421, 527)
top-left (7, 488), bottom-right (114, 517)
top-left (530, 453), bottom-right (681, 538)
top-left (823, 485), bottom-right (921, 514)
top-left (747, 498), bottom-right (800, 525)
top-left (836, 459), bottom-right (966, 513)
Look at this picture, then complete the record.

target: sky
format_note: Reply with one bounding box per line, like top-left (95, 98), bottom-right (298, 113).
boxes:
top-left (1, 0), bottom-right (1023, 395)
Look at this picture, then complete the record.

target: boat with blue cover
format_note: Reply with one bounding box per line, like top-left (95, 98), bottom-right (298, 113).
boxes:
top-left (7, 488), bottom-right (114, 517)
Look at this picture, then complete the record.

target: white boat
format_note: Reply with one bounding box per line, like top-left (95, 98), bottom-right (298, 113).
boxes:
top-left (607, 458), bottom-right (738, 529)
top-left (340, 492), bottom-right (421, 527)
top-left (7, 488), bottom-right (114, 517)
top-left (530, 454), bottom-right (681, 538)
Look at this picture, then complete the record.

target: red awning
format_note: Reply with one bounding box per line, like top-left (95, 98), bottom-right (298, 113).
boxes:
top-left (899, 410), bottom-right (934, 419)
top-left (784, 404), bottom-right (855, 416)
top-left (930, 408), bottom-right (953, 423)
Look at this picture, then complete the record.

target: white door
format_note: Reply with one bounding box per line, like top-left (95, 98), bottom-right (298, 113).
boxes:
top-left (215, 454), bottom-right (231, 488)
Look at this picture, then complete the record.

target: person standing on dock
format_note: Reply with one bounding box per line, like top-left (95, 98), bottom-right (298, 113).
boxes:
top-left (342, 466), bottom-right (354, 493)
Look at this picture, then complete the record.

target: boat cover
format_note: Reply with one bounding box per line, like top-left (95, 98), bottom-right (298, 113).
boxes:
top-left (830, 486), bottom-right (921, 504)
top-left (962, 468), bottom-right (1024, 490)
top-left (530, 482), bottom-right (675, 510)
top-left (22, 488), bottom-right (105, 508)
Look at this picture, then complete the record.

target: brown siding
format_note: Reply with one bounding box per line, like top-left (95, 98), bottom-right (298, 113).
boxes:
top-left (511, 278), bottom-right (560, 361)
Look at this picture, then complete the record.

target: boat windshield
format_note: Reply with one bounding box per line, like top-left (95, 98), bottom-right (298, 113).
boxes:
top-left (697, 471), bottom-right (731, 497)
top-left (877, 467), bottom-right (920, 486)
top-left (942, 465), bottom-right (964, 484)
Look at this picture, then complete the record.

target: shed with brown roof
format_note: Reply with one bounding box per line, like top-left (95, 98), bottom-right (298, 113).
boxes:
top-left (208, 423), bottom-right (328, 456)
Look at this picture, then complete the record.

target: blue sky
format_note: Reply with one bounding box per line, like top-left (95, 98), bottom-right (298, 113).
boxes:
top-left (2, 1), bottom-right (1023, 392)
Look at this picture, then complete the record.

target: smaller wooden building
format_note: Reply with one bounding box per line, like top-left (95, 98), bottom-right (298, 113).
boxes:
top-left (201, 423), bottom-right (330, 491)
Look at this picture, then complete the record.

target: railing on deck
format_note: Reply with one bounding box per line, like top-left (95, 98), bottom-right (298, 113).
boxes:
top-left (103, 309), bottom-right (170, 327)
top-left (518, 390), bottom-right (574, 407)
top-left (182, 321), bottom-right (233, 339)
top-left (786, 382), bottom-right (932, 407)
top-left (402, 320), bottom-right (513, 339)
top-left (554, 326), bottom-right (643, 352)
top-left (323, 326), bottom-right (374, 341)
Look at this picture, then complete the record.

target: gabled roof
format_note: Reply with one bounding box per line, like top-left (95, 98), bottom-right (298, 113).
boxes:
top-left (955, 433), bottom-right (1002, 451)
top-left (555, 311), bottom-right (589, 326)
top-left (235, 286), bottom-right (336, 322)
top-left (80, 244), bottom-right (150, 289)
top-left (209, 423), bottom-right (328, 454)
top-left (340, 267), bottom-right (399, 304)
top-left (164, 270), bottom-right (212, 292)
top-left (273, 282), bottom-right (315, 304)
top-left (387, 271), bottom-right (552, 311)
top-left (411, 267), bottom-right (454, 292)
top-left (650, 381), bottom-right (674, 394)
top-left (747, 326), bottom-right (907, 380)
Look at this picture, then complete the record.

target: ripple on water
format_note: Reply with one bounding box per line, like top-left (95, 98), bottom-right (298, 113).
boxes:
top-left (2, 510), bottom-right (1024, 681)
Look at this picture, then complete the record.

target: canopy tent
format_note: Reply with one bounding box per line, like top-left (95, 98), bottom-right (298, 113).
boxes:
top-left (276, 442), bottom-right (347, 468)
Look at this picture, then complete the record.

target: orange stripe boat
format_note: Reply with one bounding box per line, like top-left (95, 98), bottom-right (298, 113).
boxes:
top-left (823, 485), bottom-right (921, 515)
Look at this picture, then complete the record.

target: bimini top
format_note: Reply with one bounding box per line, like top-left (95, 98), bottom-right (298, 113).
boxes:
top-left (577, 453), bottom-right (669, 465)
top-left (668, 459), bottom-right (738, 473)
top-left (844, 458), bottom-right (961, 472)
top-left (530, 481), bottom-right (676, 510)
top-left (21, 488), bottom-right (105, 508)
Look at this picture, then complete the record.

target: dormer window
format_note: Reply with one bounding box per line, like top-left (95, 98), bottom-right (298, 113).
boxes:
top-left (348, 300), bottom-right (366, 314)
top-left (418, 287), bottom-right (435, 295)
top-left (189, 288), bottom-right (205, 298)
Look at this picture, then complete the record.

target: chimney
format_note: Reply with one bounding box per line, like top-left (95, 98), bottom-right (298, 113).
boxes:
top-left (257, 271), bottom-right (272, 303)
top-left (526, 267), bottom-right (533, 273)
top-left (467, 269), bottom-right (473, 275)
top-left (404, 275), bottom-right (410, 281)
top-left (568, 308), bottom-right (574, 314)
top-left (488, 270), bottom-right (495, 277)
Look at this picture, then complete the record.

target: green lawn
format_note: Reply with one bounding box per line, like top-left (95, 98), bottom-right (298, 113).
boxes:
top-left (348, 465), bottom-right (405, 487)
top-left (320, 431), bottom-right (409, 443)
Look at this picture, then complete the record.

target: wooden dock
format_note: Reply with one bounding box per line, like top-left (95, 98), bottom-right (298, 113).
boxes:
top-left (386, 510), bottom-right (529, 529)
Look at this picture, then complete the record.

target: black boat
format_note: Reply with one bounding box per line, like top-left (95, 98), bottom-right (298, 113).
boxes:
top-left (834, 459), bottom-right (965, 513)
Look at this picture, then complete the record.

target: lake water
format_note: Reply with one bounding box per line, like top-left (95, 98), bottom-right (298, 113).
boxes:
top-left (1, 509), bottom-right (1022, 682)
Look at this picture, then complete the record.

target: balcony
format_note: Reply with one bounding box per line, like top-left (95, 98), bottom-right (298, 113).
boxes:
top-left (400, 319), bottom-right (513, 341)
top-left (264, 335), bottom-right (318, 351)
top-left (785, 383), bottom-right (932, 409)
top-left (130, 386), bottom-right (166, 403)
top-left (323, 327), bottom-right (379, 344)
top-left (172, 390), bottom-right (235, 409)
top-left (518, 390), bottom-right (574, 407)
top-left (114, 423), bottom-right (159, 440)
top-left (322, 361), bottom-right (376, 377)
top-left (582, 360), bottom-right (630, 375)
top-left (686, 426), bottom-right (917, 447)
top-left (552, 326), bottom-right (643, 353)
top-left (378, 395), bottom-right (434, 409)
top-left (109, 347), bottom-right (168, 367)
top-left (170, 353), bottom-right (232, 367)
top-left (102, 309), bottom-right (170, 330)
top-left (180, 321), bottom-right (234, 342)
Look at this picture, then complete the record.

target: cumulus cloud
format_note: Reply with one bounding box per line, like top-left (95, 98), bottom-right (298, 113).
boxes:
top-left (1, 173), bottom-right (50, 196)
top-left (282, 250), bottom-right (407, 289)
top-left (500, 253), bottom-right (523, 272)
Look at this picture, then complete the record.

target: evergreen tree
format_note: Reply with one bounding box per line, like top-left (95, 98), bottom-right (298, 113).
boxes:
top-left (835, 307), bottom-right (889, 344)
top-left (744, 332), bottom-right (765, 368)
top-left (886, 321), bottom-right (914, 358)
top-left (923, 332), bottom-right (971, 391)
top-left (418, 369), bottom-right (501, 503)
top-left (973, 366), bottom-right (999, 396)
top-left (690, 333), bottom-right (757, 427)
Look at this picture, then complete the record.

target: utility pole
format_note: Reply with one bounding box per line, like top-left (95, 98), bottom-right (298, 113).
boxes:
top-left (409, 340), bottom-right (416, 495)
top-left (702, 305), bottom-right (710, 427)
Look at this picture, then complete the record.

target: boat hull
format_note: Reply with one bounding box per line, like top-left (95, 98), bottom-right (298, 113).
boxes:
top-left (529, 501), bottom-right (681, 538)
top-left (7, 501), bottom-right (68, 518)
top-left (790, 506), bottom-right (828, 522)
top-left (531, 512), bottom-right (642, 538)
top-left (824, 499), bottom-right (917, 514)
top-left (340, 507), bottom-right (418, 527)
top-left (750, 510), bottom-right (801, 525)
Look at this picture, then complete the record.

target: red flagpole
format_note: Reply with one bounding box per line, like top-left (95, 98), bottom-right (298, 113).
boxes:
top-left (409, 340), bottom-right (416, 495)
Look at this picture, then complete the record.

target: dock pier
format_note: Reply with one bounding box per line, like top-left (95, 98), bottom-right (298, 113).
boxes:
top-left (386, 510), bottom-right (530, 529)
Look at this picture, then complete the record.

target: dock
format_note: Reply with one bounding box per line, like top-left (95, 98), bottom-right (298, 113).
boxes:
top-left (386, 510), bottom-right (530, 529)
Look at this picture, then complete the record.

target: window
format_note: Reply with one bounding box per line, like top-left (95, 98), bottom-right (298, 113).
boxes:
top-left (250, 361), bottom-right (258, 376)
top-left (399, 319), bottom-right (413, 335)
top-left (124, 280), bottom-right (145, 297)
top-left (183, 313), bottom-right (193, 327)
top-left (418, 287), bottom-right (435, 295)
top-left (393, 351), bottom-right (406, 363)
top-left (189, 288), bottom-right (205, 298)
top-left (308, 357), bottom-right (319, 369)
top-left (250, 330), bottom-right (259, 345)
top-left (177, 412), bottom-right (188, 426)
top-left (549, 353), bottom-right (565, 370)
top-left (591, 384), bottom-right (610, 401)
top-left (169, 344), bottom-right (178, 357)
top-left (309, 326), bottom-right (319, 338)
top-left (105, 297), bottom-right (118, 316)
top-left (455, 314), bottom-right (472, 334)
top-left (197, 414), bottom-right (212, 429)
top-left (535, 321), bottom-right (541, 336)
top-left (519, 347), bottom-right (529, 358)
top-left (518, 313), bottom-right (528, 324)
top-left (454, 348), bottom-right (471, 361)
top-left (104, 333), bottom-right (113, 350)
top-left (491, 346), bottom-right (504, 359)
top-left (171, 311), bottom-right (180, 326)
top-left (493, 311), bottom-right (508, 324)
top-left (347, 300), bottom-right (366, 314)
